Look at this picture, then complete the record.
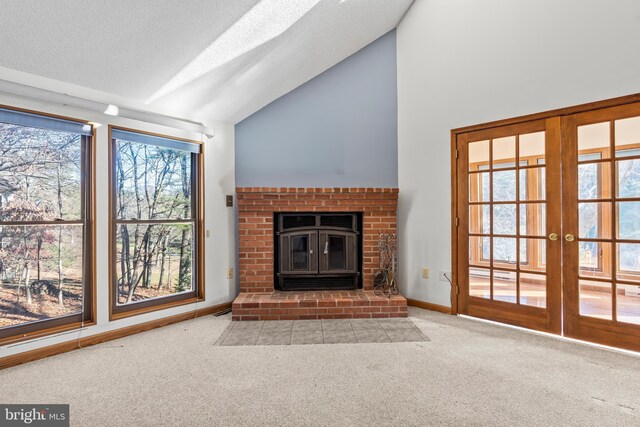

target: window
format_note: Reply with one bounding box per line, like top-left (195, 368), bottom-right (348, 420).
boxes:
top-left (110, 127), bottom-right (203, 318)
top-left (0, 107), bottom-right (93, 343)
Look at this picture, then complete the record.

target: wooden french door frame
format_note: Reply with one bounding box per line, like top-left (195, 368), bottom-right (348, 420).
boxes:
top-left (454, 118), bottom-right (562, 334)
top-left (562, 102), bottom-right (640, 352)
top-left (451, 93), bottom-right (640, 352)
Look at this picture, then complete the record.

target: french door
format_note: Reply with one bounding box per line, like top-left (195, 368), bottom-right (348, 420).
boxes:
top-left (456, 118), bottom-right (562, 334)
top-left (455, 99), bottom-right (640, 351)
top-left (562, 102), bottom-right (640, 351)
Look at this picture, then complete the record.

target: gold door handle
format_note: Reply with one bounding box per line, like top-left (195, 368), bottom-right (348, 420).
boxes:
top-left (565, 234), bottom-right (576, 242)
top-left (549, 233), bottom-right (559, 241)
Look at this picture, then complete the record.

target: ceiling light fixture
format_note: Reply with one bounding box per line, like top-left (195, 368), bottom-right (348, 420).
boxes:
top-left (104, 104), bottom-right (119, 116)
top-left (146, 0), bottom-right (322, 104)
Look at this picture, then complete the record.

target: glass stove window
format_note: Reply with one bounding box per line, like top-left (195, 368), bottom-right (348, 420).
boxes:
top-left (291, 236), bottom-right (309, 270)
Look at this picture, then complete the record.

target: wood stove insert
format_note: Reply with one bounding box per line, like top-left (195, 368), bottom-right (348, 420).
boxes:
top-left (274, 213), bottom-right (362, 291)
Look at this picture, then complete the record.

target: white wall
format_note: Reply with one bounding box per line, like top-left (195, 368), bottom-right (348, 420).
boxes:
top-left (0, 93), bottom-right (236, 358)
top-left (397, 0), bottom-right (640, 306)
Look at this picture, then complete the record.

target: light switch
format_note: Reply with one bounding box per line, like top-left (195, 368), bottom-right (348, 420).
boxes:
top-left (422, 267), bottom-right (429, 278)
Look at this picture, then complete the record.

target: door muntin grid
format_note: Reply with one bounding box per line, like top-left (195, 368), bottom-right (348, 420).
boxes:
top-left (468, 131), bottom-right (547, 308)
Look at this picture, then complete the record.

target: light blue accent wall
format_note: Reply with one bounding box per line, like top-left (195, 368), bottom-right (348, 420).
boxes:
top-left (235, 30), bottom-right (398, 188)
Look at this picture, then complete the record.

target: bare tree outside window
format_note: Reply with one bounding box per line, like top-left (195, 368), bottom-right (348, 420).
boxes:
top-left (113, 135), bottom-right (197, 307)
top-left (0, 122), bottom-right (87, 330)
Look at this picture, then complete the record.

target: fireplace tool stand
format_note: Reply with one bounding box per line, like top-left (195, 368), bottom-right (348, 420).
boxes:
top-left (374, 233), bottom-right (398, 298)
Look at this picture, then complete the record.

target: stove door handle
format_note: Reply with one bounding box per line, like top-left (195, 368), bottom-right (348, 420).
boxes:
top-left (323, 241), bottom-right (329, 255)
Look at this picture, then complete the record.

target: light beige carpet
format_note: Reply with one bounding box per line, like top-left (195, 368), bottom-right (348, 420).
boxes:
top-left (0, 307), bottom-right (638, 426)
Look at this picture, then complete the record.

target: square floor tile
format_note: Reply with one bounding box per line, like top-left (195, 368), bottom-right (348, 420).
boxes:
top-left (292, 320), bottom-right (322, 331)
top-left (256, 331), bottom-right (291, 345)
top-left (291, 330), bottom-right (324, 345)
top-left (354, 329), bottom-right (391, 343)
top-left (350, 319), bottom-right (382, 330)
top-left (221, 331), bottom-right (260, 346)
top-left (321, 319), bottom-right (354, 331)
top-left (217, 318), bottom-right (427, 346)
top-left (378, 319), bottom-right (414, 330)
top-left (385, 329), bottom-right (424, 343)
top-left (261, 320), bottom-right (293, 332)
top-left (323, 329), bottom-right (357, 344)
top-left (232, 321), bottom-right (264, 331)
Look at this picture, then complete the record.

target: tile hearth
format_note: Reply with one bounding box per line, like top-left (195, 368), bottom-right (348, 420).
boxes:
top-left (215, 318), bottom-right (429, 346)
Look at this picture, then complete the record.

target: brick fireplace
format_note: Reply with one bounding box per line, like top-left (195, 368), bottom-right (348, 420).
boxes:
top-left (233, 187), bottom-right (407, 320)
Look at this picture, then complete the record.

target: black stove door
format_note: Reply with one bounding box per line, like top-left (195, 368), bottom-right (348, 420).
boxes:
top-left (279, 231), bottom-right (318, 275)
top-left (319, 231), bottom-right (357, 274)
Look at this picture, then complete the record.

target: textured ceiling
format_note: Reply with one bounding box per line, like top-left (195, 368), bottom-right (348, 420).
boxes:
top-left (0, 0), bottom-right (413, 124)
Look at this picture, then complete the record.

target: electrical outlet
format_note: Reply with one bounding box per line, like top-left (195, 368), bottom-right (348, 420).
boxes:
top-left (421, 267), bottom-right (429, 278)
top-left (226, 268), bottom-right (234, 279)
top-left (439, 271), bottom-right (451, 282)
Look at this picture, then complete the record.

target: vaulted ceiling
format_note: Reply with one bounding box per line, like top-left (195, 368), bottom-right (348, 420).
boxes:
top-left (0, 0), bottom-right (413, 125)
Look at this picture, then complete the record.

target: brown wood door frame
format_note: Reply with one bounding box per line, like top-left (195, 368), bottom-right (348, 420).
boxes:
top-left (562, 102), bottom-right (640, 352)
top-left (451, 93), bottom-right (640, 352)
top-left (454, 118), bottom-right (562, 334)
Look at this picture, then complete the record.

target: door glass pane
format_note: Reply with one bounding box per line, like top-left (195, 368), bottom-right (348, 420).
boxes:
top-left (578, 122), bottom-right (610, 159)
top-left (469, 140), bottom-right (489, 170)
top-left (328, 236), bottom-right (346, 270)
top-left (578, 202), bottom-right (611, 239)
top-left (469, 267), bottom-right (490, 299)
top-left (616, 159), bottom-right (640, 198)
top-left (519, 131), bottom-right (545, 160)
top-left (493, 237), bottom-right (516, 264)
top-left (618, 243), bottom-right (640, 282)
top-left (579, 241), bottom-right (611, 279)
top-left (520, 167), bottom-right (545, 201)
top-left (291, 235), bottom-right (309, 270)
top-left (469, 236), bottom-right (490, 264)
top-left (492, 136), bottom-right (516, 169)
top-left (469, 205), bottom-right (490, 234)
top-left (493, 170), bottom-right (516, 201)
top-left (579, 280), bottom-right (612, 320)
top-left (493, 270), bottom-right (516, 303)
top-left (469, 172), bottom-right (490, 202)
top-left (518, 169), bottom-right (528, 200)
top-left (615, 116), bottom-right (640, 155)
top-left (578, 162), bottom-right (611, 199)
top-left (519, 238), bottom-right (545, 272)
top-left (520, 203), bottom-right (545, 236)
top-left (493, 204), bottom-right (516, 235)
top-left (617, 202), bottom-right (640, 239)
top-left (520, 273), bottom-right (546, 308)
top-left (617, 284), bottom-right (640, 325)
top-left (0, 224), bottom-right (84, 328)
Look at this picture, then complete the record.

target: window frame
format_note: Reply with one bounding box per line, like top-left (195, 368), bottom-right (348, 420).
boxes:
top-left (0, 104), bottom-right (95, 345)
top-left (108, 126), bottom-right (204, 320)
